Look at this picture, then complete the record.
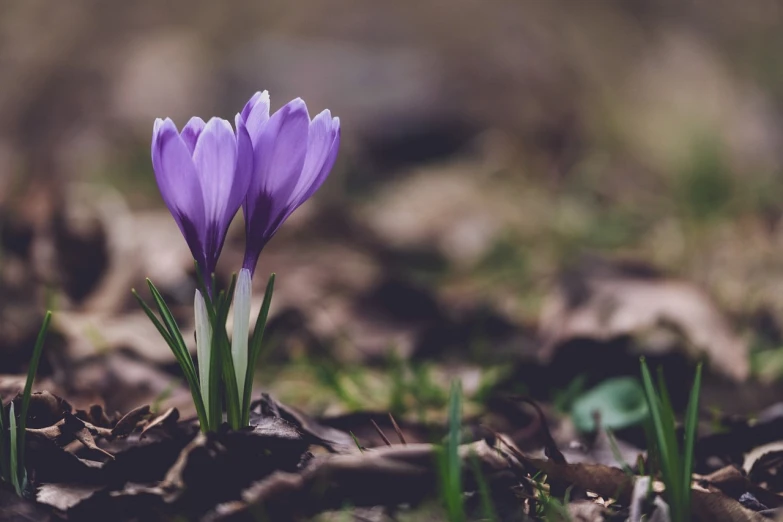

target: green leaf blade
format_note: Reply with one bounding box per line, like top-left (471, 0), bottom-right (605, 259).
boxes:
top-left (443, 380), bottom-right (464, 522)
top-left (16, 311), bottom-right (51, 488)
top-left (9, 402), bottom-right (21, 496)
top-left (640, 359), bottom-right (674, 498)
top-left (138, 283), bottom-right (209, 432)
top-left (242, 273), bottom-right (275, 426)
top-left (681, 362), bottom-right (703, 519)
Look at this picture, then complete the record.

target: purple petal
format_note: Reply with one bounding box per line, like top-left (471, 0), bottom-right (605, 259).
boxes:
top-left (254, 98), bottom-right (309, 202)
top-left (240, 91), bottom-right (270, 143)
top-left (181, 116), bottom-right (206, 156)
top-left (268, 112), bottom-right (340, 241)
top-left (151, 118), bottom-right (207, 269)
top-left (242, 98), bottom-right (310, 272)
top-left (293, 111), bottom-right (340, 206)
top-left (192, 118), bottom-right (238, 222)
top-left (192, 117), bottom-right (241, 273)
top-left (228, 115), bottom-right (253, 223)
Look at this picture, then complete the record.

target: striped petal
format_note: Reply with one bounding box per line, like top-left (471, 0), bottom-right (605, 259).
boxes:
top-left (151, 118), bottom-right (207, 270)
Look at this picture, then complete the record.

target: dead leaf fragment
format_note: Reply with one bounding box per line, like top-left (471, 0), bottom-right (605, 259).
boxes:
top-left (113, 404), bottom-right (151, 437)
top-left (539, 258), bottom-right (749, 381)
top-left (140, 407), bottom-right (178, 438)
top-left (36, 482), bottom-right (104, 511)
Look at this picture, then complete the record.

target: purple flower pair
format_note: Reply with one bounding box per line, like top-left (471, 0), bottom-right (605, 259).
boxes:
top-left (151, 91), bottom-right (340, 288)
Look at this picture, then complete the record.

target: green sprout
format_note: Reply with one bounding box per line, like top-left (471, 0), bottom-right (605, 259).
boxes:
top-left (134, 272), bottom-right (275, 433)
top-left (0, 311), bottom-right (52, 496)
top-left (439, 380), bottom-right (464, 522)
top-left (640, 357), bottom-right (702, 522)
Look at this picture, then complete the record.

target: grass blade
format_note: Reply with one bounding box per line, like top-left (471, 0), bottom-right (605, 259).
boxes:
top-left (242, 273), bottom-right (275, 426)
top-left (640, 359), bottom-right (673, 487)
top-left (443, 380), bottom-right (464, 522)
top-left (216, 326), bottom-right (240, 429)
top-left (9, 403), bottom-right (21, 495)
top-left (656, 366), bottom-right (682, 517)
top-left (16, 311), bottom-right (51, 488)
top-left (470, 454), bottom-right (498, 522)
top-left (133, 290), bottom-right (175, 346)
top-left (146, 280), bottom-right (196, 378)
top-left (218, 273), bottom-right (238, 320)
top-left (139, 283), bottom-right (208, 431)
top-left (681, 362), bottom-right (703, 518)
top-left (349, 431), bottom-right (364, 453)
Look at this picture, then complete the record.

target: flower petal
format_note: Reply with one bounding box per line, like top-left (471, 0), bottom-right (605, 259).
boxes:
top-left (268, 112), bottom-right (340, 240)
top-left (243, 98), bottom-right (310, 272)
top-left (228, 114), bottom-right (253, 220)
top-left (251, 98), bottom-right (309, 207)
top-left (192, 118), bottom-right (240, 223)
top-left (293, 111), bottom-right (340, 206)
top-left (181, 116), bottom-right (206, 156)
top-left (192, 117), bottom-right (241, 273)
top-left (151, 118), bottom-right (206, 267)
top-left (240, 91), bottom-right (270, 142)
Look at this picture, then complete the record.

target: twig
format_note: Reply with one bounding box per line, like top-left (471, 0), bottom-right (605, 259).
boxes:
top-left (205, 440), bottom-right (515, 521)
top-left (370, 419), bottom-right (392, 447)
top-left (388, 413), bottom-right (406, 445)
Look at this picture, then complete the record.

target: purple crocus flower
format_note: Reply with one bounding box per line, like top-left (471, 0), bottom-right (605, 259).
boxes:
top-left (238, 91), bottom-right (341, 275)
top-left (151, 116), bottom-right (253, 292)
top-left (229, 91), bottom-right (339, 404)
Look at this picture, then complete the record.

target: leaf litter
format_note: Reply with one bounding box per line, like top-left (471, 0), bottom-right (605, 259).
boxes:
top-left (3, 94), bottom-right (783, 522)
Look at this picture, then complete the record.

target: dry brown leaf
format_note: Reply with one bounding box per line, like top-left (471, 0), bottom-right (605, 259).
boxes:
top-left (112, 404), bottom-right (151, 437)
top-left (140, 406), bottom-right (179, 438)
top-left (36, 483), bottom-right (104, 511)
top-left (691, 488), bottom-right (768, 521)
top-left (206, 439), bottom-right (513, 521)
top-left (743, 441), bottom-right (783, 476)
top-left (568, 499), bottom-right (606, 522)
top-left (63, 413), bottom-right (115, 460)
top-left (699, 465), bottom-right (783, 510)
top-left (539, 258), bottom-right (748, 381)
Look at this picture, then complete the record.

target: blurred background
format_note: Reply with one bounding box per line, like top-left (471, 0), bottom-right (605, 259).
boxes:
top-left (3, 0), bottom-right (783, 424)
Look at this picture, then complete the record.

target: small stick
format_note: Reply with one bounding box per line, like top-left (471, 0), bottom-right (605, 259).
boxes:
top-left (371, 419), bottom-right (392, 447)
top-left (388, 413), bottom-right (407, 445)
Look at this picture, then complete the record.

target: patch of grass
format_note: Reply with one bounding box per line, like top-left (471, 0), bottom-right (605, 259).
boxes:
top-left (675, 134), bottom-right (734, 223)
top-left (439, 380), bottom-right (464, 522)
top-left (469, 454), bottom-right (499, 522)
top-left (0, 311), bottom-right (52, 496)
top-left (531, 476), bottom-right (572, 521)
top-left (640, 357), bottom-right (702, 522)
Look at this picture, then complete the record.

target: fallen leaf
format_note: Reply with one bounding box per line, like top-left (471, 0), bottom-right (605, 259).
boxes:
top-left (692, 488), bottom-right (768, 521)
top-left (205, 439), bottom-right (513, 521)
top-left (36, 482), bottom-right (104, 511)
top-left (568, 499), bottom-right (606, 521)
top-left (539, 257), bottom-right (749, 381)
top-left (139, 407), bottom-right (178, 438)
top-left (570, 377), bottom-right (648, 432)
top-left (113, 404), bottom-right (151, 437)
